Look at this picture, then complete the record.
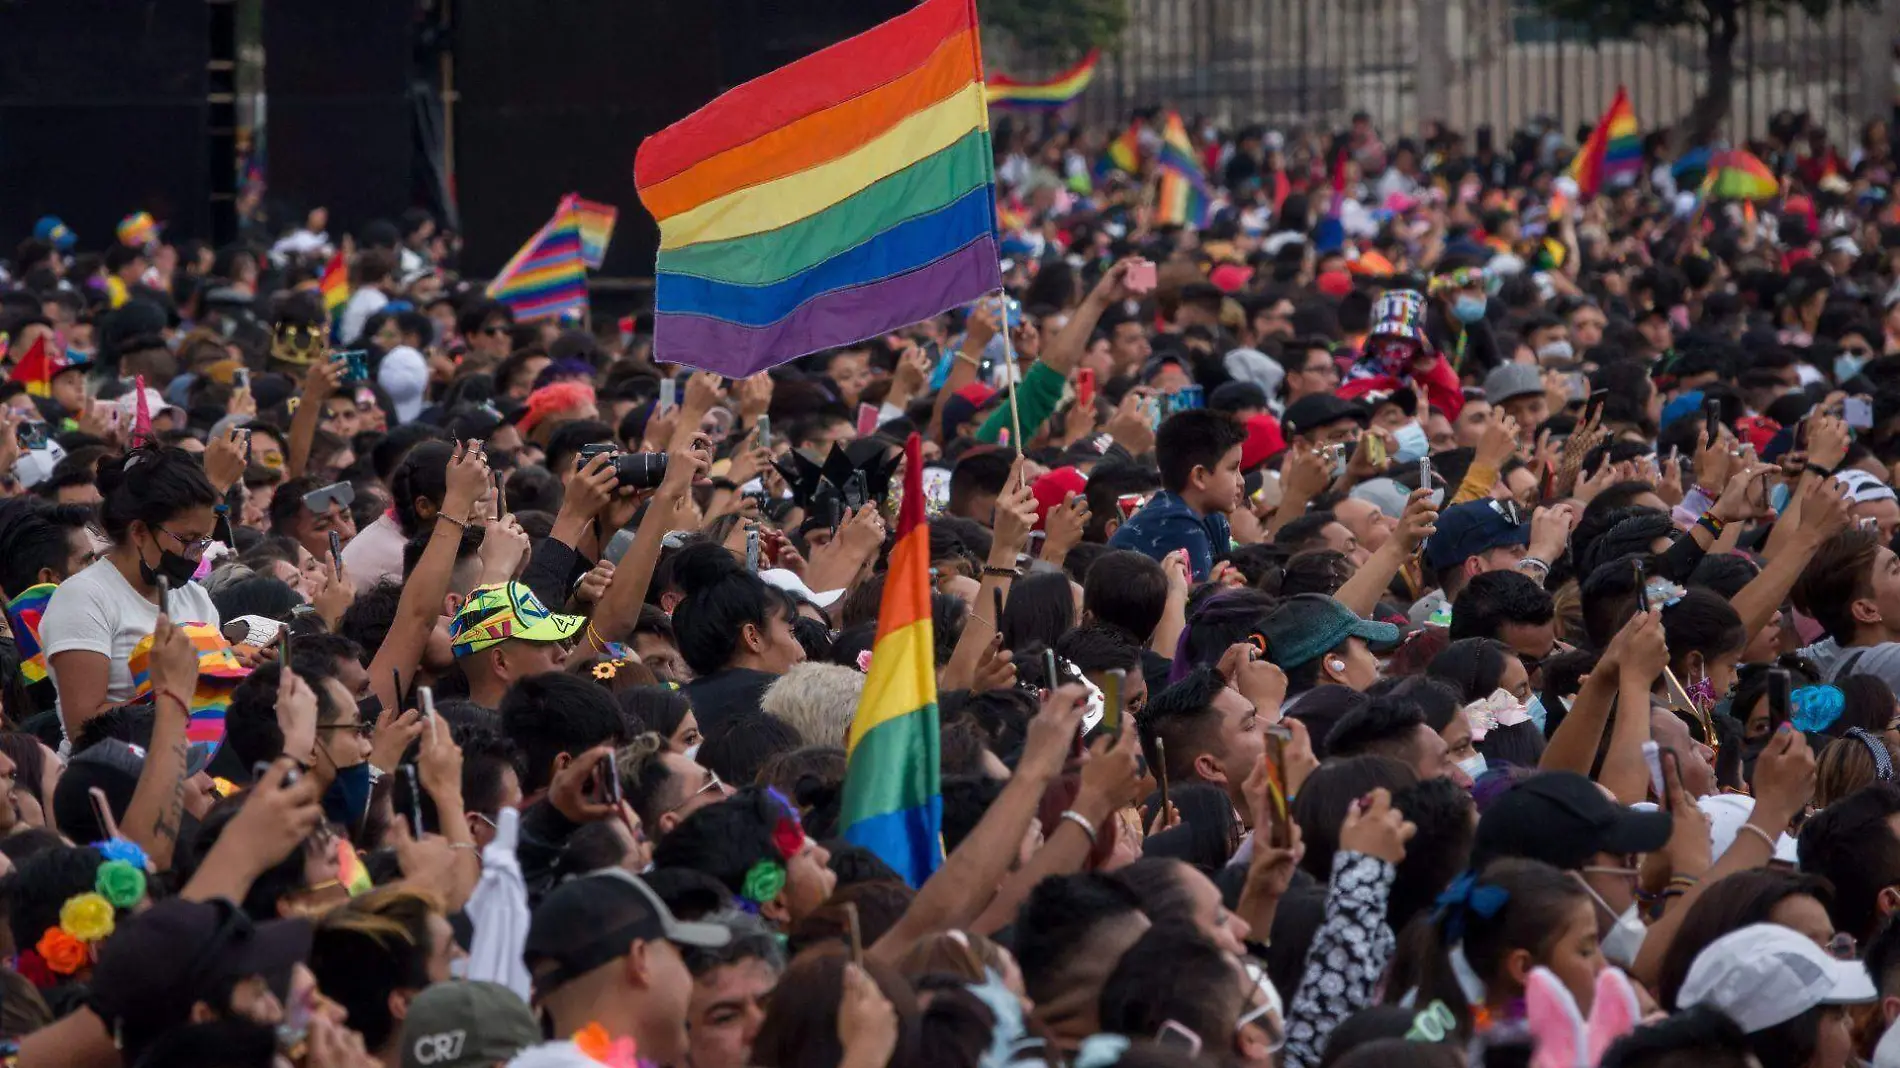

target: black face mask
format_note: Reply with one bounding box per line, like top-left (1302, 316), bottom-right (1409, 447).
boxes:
top-left (138, 533), bottom-right (199, 588)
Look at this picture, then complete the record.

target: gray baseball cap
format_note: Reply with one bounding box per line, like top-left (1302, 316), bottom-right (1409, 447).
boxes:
top-left (400, 981), bottom-right (541, 1068)
top-left (1483, 363), bottom-right (1544, 405)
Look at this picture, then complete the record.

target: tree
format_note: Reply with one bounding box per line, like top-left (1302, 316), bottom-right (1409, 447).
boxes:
top-left (1522, 0), bottom-right (1872, 149)
top-left (979, 0), bottom-right (1127, 62)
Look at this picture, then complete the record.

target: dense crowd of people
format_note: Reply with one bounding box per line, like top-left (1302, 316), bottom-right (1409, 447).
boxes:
top-left (5, 101), bottom-right (1900, 1068)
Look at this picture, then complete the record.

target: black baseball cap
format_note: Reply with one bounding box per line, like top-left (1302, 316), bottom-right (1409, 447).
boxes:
top-left (1281, 394), bottom-right (1369, 439)
top-left (525, 869), bottom-right (729, 1002)
top-left (1474, 771), bottom-right (1673, 870)
top-left (88, 898), bottom-right (314, 1060)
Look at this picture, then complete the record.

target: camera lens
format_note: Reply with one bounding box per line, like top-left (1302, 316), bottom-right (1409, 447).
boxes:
top-left (615, 452), bottom-right (668, 489)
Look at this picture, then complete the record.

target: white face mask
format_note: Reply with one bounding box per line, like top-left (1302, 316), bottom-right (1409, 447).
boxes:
top-left (1455, 753), bottom-right (1488, 781)
top-left (1583, 882), bottom-right (1648, 967)
top-left (684, 743), bottom-right (702, 763)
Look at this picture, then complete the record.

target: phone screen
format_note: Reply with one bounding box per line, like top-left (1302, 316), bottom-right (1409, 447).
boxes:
top-left (1766, 668), bottom-right (1793, 732)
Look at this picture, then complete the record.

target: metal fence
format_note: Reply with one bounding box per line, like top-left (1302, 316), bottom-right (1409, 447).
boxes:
top-left (995, 0), bottom-right (1893, 148)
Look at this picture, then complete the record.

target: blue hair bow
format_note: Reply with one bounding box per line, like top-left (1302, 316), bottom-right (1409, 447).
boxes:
top-left (1433, 870), bottom-right (1509, 944)
top-left (1790, 685), bottom-right (1845, 734)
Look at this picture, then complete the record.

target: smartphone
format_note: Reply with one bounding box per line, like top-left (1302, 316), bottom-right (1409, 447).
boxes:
top-left (1703, 398), bottom-right (1724, 438)
top-left (658, 378), bottom-right (678, 413)
top-left (757, 415), bottom-right (772, 450)
top-left (1125, 259), bottom-right (1159, 295)
top-left (1076, 367), bottom-right (1097, 412)
top-left (856, 402), bottom-right (882, 438)
top-left (1632, 558), bottom-right (1649, 612)
top-left (1117, 493), bottom-right (1146, 520)
top-left (605, 527), bottom-right (639, 563)
top-left (997, 428), bottom-right (1011, 449)
top-left (328, 530), bottom-right (343, 573)
top-left (1766, 668), bottom-right (1793, 732)
top-left (253, 760), bottom-right (300, 788)
top-left (1563, 372), bottom-right (1588, 402)
top-left (844, 901), bottom-right (864, 965)
top-left (1356, 430), bottom-right (1386, 468)
top-left (592, 751), bottom-right (622, 807)
top-left (278, 610), bottom-right (292, 665)
top-left (393, 668), bottom-right (405, 711)
top-left (235, 367), bottom-right (251, 391)
top-left (1042, 648), bottom-right (1059, 693)
top-left (15, 422), bottom-right (49, 451)
top-left (1418, 456), bottom-right (1434, 489)
top-left (1845, 396), bottom-right (1875, 429)
top-left (155, 572), bottom-right (170, 611)
top-left (1102, 668), bottom-right (1124, 736)
top-left (417, 684), bottom-right (436, 723)
top-left (1642, 739), bottom-right (1665, 802)
top-left (1154, 736), bottom-right (1171, 818)
top-left (494, 470), bottom-right (507, 520)
top-left (400, 765), bottom-right (425, 839)
top-left (991, 585), bottom-right (1004, 630)
top-left (1264, 725), bottom-right (1292, 848)
top-left (1585, 388), bottom-right (1609, 425)
top-left (745, 526), bottom-right (760, 573)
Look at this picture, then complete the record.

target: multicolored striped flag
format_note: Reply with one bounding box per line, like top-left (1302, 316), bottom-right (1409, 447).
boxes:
top-left (319, 250), bottom-right (350, 321)
top-left (1100, 123), bottom-right (1142, 177)
top-left (634, 0), bottom-right (1001, 379)
top-left (840, 433), bottom-right (942, 886)
top-left (986, 50), bottom-right (1099, 110)
top-left (7, 583), bottom-right (55, 684)
top-left (127, 622), bottom-right (253, 746)
top-left (1704, 149), bottom-right (1779, 201)
top-left (486, 197), bottom-right (590, 323)
top-left (1154, 112), bottom-right (1209, 228)
top-left (1566, 86), bottom-right (1641, 199)
top-left (572, 197), bottom-right (619, 270)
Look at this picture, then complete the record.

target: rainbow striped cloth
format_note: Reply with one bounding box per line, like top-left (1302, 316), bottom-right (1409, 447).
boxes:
top-left (319, 250), bottom-right (350, 320)
top-left (573, 197), bottom-right (618, 269)
top-left (840, 433), bottom-right (942, 886)
top-left (127, 622), bottom-right (253, 746)
top-left (1098, 123), bottom-right (1141, 177)
top-left (1155, 111), bottom-right (1209, 228)
top-left (634, 0), bottom-right (1002, 379)
top-left (486, 195), bottom-right (590, 323)
top-left (1567, 86), bottom-right (1640, 199)
top-left (1705, 149), bottom-right (1779, 201)
top-left (8, 583), bottom-right (55, 684)
top-left (986, 49), bottom-right (1098, 111)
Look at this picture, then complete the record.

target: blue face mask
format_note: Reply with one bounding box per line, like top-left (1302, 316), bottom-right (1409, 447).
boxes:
top-left (322, 762), bottom-right (374, 829)
top-left (1453, 295), bottom-right (1487, 324)
top-left (1526, 694), bottom-right (1549, 733)
top-left (1837, 351), bottom-right (1869, 384)
top-left (1391, 420), bottom-right (1430, 464)
top-left (1770, 480), bottom-right (1792, 514)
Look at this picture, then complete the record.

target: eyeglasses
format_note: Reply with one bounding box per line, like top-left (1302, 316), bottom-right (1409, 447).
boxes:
top-left (666, 769), bottom-right (725, 813)
top-left (480, 325), bottom-right (511, 338)
top-left (317, 720), bottom-right (376, 740)
top-left (154, 524), bottom-right (216, 555)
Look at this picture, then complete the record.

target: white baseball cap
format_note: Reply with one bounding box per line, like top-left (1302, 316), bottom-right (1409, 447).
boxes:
top-left (1834, 469), bottom-right (1897, 505)
top-left (760, 568), bottom-right (843, 609)
top-left (1677, 923), bottom-right (1875, 1033)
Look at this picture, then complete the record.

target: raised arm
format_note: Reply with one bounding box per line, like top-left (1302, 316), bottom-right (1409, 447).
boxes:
top-left (367, 441), bottom-right (489, 712)
top-left (285, 357), bottom-right (344, 480)
top-left (1335, 488), bottom-right (1436, 617)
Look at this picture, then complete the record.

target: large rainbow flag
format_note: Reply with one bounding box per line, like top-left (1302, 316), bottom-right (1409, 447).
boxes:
top-left (7, 583), bottom-right (54, 684)
top-left (1155, 112), bottom-right (1209, 228)
top-left (1567, 86), bottom-right (1641, 199)
top-left (634, 0), bottom-right (1001, 379)
top-left (840, 433), bottom-right (942, 886)
top-left (486, 196), bottom-right (590, 323)
top-left (986, 50), bottom-right (1099, 110)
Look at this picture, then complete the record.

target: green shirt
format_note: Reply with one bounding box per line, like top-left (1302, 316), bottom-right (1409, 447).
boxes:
top-left (975, 361), bottom-right (1068, 444)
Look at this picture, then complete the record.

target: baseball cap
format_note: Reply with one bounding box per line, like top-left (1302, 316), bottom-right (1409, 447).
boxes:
top-left (1829, 236), bottom-right (1863, 259)
top-left (760, 567), bottom-right (843, 609)
top-left (1239, 414), bottom-right (1288, 470)
top-left (1350, 477), bottom-right (1417, 519)
top-left (33, 215), bottom-right (76, 251)
top-left (449, 582), bottom-right (586, 658)
top-left (1257, 593), bottom-right (1400, 670)
top-left (525, 868), bottom-right (730, 1002)
top-left (88, 897), bottom-right (313, 1060)
top-left (1281, 394), bottom-right (1369, 439)
top-left (400, 981), bottom-right (541, 1068)
top-left (1032, 466), bottom-right (1088, 529)
top-left (1677, 923), bottom-right (1875, 1033)
top-left (1483, 363), bottom-right (1544, 405)
top-left (1423, 498), bottom-right (1534, 572)
top-left (941, 382), bottom-right (999, 436)
top-left (1473, 770), bottom-right (1672, 870)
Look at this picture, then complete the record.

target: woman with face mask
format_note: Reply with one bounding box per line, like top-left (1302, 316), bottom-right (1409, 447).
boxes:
top-left (1426, 637), bottom-right (1547, 773)
top-left (40, 445), bottom-right (224, 743)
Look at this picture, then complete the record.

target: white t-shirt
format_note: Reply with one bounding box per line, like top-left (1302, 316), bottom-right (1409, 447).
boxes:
top-left (340, 512), bottom-right (408, 592)
top-left (39, 558), bottom-right (221, 712)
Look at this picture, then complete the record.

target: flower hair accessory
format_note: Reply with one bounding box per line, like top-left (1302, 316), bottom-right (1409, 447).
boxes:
top-left (591, 659), bottom-right (628, 682)
top-left (739, 859), bottom-right (787, 910)
top-left (1790, 685), bottom-right (1845, 734)
top-left (95, 860), bottom-right (147, 909)
top-left (572, 1022), bottom-right (639, 1068)
top-left (1462, 689), bottom-right (1532, 742)
top-left (95, 837), bottom-right (150, 872)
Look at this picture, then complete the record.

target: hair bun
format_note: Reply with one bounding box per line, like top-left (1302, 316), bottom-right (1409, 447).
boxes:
top-left (672, 540), bottom-right (745, 595)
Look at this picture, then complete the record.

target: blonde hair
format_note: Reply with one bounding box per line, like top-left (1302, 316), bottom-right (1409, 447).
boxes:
top-left (761, 662), bottom-right (865, 747)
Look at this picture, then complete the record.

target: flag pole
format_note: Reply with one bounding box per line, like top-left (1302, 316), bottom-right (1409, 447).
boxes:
top-left (995, 291), bottom-right (1025, 460)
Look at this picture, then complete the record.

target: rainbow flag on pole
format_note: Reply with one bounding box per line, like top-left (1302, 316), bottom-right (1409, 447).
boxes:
top-left (840, 433), bottom-right (942, 887)
top-left (1155, 112), bottom-right (1209, 228)
top-left (1100, 123), bottom-right (1142, 177)
top-left (986, 50), bottom-right (1099, 110)
top-left (486, 196), bottom-right (590, 323)
top-left (634, 0), bottom-right (1001, 379)
top-left (1566, 86), bottom-right (1641, 199)
top-left (319, 250), bottom-right (349, 321)
top-left (572, 197), bottom-right (619, 270)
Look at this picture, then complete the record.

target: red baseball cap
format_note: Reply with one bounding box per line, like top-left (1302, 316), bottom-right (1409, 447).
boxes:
top-left (1031, 465), bottom-right (1088, 529)
top-left (1240, 413), bottom-right (1287, 470)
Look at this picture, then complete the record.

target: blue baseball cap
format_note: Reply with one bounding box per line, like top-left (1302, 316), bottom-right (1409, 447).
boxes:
top-left (1258, 594), bottom-right (1400, 670)
top-left (1423, 498), bottom-right (1534, 572)
top-left (33, 215), bottom-right (76, 251)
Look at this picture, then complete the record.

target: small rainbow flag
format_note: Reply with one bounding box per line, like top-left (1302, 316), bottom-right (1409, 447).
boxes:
top-left (487, 196), bottom-right (590, 323)
top-left (1566, 86), bottom-right (1640, 200)
top-left (573, 196), bottom-right (619, 270)
top-left (7, 335), bottom-right (66, 398)
top-left (117, 212), bottom-right (159, 249)
top-left (986, 49), bottom-right (1099, 111)
top-left (841, 432), bottom-right (942, 886)
top-left (634, 0), bottom-right (1001, 379)
top-left (127, 622), bottom-right (253, 746)
top-left (1154, 112), bottom-right (1209, 228)
top-left (1704, 149), bottom-right (1779, 201)
top-left (319, 250), bottom-right (350, 319)
top-left (1100, 123), bottom-right (1142, 177)
top-left (8, 583), bottom-right (55, 684)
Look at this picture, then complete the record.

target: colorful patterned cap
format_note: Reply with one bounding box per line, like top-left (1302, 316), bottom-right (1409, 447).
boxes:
top-left (449, 582), bottom-right (586, 657)
top-left (1368, 289), bottom-right (1430, 348)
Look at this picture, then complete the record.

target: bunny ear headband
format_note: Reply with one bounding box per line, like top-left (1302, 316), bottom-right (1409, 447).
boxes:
top-left (1524, 965), bottom-right (1640, 1068)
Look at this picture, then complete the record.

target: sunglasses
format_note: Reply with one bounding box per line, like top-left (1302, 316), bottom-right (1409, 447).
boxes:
top-left (480, 325), bottom-right (511, 338)
top-left (303, 482), bottom-right (355, 514)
